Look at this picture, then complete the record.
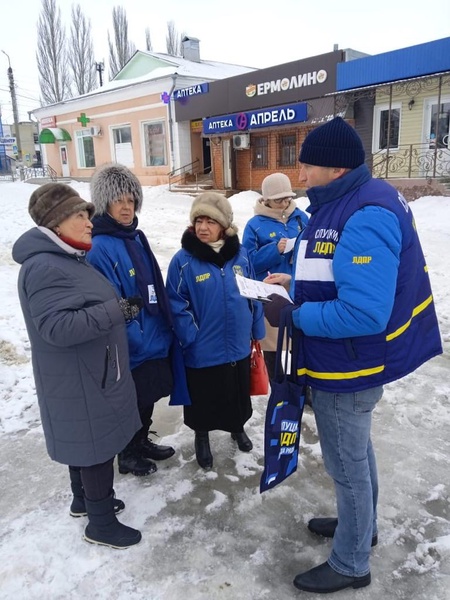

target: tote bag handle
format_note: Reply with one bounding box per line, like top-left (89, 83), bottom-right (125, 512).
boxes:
top-left (273, 305), bottom-right (300, 384)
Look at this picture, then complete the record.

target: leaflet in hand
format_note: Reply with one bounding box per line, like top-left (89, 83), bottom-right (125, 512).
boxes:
top-left (235, 274), bottom-right (293, 303)
top-left (283, 237), bottom-right (297, 254)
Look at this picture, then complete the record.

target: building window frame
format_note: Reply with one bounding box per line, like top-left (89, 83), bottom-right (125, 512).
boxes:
top-left (372, 103), bottom-right (401, 153)
top-left (111, 124), bottom-right (133, 167)
top-left (252, 136), bottom-right (268, 168)
top-left (278, 132), bottom-right (297, 167)
top-left (75, 129), bottom-right (96, 168)
top-left (142, 120), bottom-right (167, 167)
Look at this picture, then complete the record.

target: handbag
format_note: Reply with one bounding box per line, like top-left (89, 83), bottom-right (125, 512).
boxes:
top-left (260, 306), bottom-right (305, 493)
top-left (250, 340), bottom-right (269, 396)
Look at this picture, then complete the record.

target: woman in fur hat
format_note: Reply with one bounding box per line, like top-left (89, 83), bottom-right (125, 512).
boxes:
top-left (12, 183), bottom-right (143, 549)
top-left (166, 192), bottom-right (265, 469)
top-left (88, 163), bottom-right (175, 478)
top-left (242, 173), bottom-right (308, 379)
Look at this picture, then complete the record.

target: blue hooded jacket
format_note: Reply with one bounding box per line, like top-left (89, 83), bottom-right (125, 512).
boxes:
top-left (88, 233), bottom-right (173, 371)
top-left (291, 164), bottom-right (442, 392)
top-left (243, 200), bottom-right (308, 280)
top-left (167, 229), bottom-right (265, 369)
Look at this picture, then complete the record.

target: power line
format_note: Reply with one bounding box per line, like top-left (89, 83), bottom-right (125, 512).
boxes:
top-left (0, 88), bottom-right (40, 102)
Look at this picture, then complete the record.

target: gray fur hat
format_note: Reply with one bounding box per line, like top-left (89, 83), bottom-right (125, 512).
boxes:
top-left (28, 183), bottom-right (94, 230)
top-left (190, 191), bottom-right (238, 237)
top-left (90, 163), bottom-right (143, 215)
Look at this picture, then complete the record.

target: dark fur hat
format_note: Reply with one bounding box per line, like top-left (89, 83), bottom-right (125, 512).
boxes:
top-left (28, 183), bottom-right (94, 230)
top-left (90, 163), bottom-right (143, 215)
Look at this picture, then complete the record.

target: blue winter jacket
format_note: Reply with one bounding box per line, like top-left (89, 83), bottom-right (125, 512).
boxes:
top-left (88, 235), bottom-right (173, 371)
top-left (166, 229), bottom-right (265, 369)
top-left (242, 201), bottom-right (308, 281)
top-left (291, 164), bottom-right (442, 392)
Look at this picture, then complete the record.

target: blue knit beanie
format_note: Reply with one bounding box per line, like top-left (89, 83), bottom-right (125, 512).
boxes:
top-left (299, 117), bottom-right (365, 168)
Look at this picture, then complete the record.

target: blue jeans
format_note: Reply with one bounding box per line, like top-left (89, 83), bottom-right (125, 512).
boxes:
top-left (311, 386), bottom-right (383, 577)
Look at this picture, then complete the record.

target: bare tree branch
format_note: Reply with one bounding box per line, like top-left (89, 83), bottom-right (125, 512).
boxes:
top-left (145, 27), bottom-right (152, 52)
top-left (69, 4), bottom-right (97, 95)
top-left (166, 21), bottom-right (181, 56)
top-left (108, 6), bottom-right (136, 79)
top-left (36, 0), bottom-right (71, 104)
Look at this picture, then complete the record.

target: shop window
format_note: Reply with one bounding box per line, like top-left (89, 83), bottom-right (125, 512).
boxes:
top-left (75, 129), bottom-right (96, 168)
top-left (143, 121), bottom-right (167, 166)
top-left (279, 134), bottom-right (297, 167)
top-left (373, 105), bottom-right (400, 152)
top-left (252, 136), bottom-right (268, 168)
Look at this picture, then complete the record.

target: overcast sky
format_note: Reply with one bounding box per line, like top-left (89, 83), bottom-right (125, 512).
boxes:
top-left (1, 0), bottom-right (450, 123)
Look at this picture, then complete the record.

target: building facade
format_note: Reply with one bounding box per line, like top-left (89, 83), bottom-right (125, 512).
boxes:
top-left (32, 38), bottom-right (256, 185)
top-left (174, 49), bottom-right (366, 193)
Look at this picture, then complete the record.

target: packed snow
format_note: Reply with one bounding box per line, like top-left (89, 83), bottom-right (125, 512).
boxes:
top-left (0, 179), bottom-right (449, 599)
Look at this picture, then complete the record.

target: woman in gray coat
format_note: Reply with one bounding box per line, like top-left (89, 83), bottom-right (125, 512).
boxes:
top-left (12, 183), bottom-right (143, 549)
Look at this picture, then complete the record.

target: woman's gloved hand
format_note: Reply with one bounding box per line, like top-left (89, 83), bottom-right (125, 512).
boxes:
top-left (118, 296), bottom-right (144, 321)
top-left (263, 294), bottom-right (293, 327)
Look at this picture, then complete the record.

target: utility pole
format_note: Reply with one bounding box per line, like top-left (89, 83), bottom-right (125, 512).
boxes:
top-left (1, 50), bottom-right (22, 162)
top-left (95, 61), bottom-right (104, 87)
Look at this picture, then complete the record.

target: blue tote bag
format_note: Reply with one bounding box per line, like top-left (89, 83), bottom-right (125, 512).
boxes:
top-left (260, 307), bottom-right (305, 493)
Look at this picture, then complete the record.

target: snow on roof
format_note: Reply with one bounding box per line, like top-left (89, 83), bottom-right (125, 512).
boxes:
top-left (33, 51), bottom-right (257, 112)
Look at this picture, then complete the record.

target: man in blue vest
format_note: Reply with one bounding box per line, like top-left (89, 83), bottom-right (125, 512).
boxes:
top-left (264, 117), bottom-right (442, 593)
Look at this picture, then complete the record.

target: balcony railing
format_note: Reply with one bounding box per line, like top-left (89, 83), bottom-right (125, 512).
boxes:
top-left (372, 143), bottom-right (450, 180)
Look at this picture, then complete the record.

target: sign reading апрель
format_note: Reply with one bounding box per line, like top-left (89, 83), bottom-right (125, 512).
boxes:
top-left (203, 102), bottom-right (308, 134)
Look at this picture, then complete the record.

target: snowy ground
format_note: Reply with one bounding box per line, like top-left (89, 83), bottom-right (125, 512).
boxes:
top-left (0, 180), bottom-right (449, 600)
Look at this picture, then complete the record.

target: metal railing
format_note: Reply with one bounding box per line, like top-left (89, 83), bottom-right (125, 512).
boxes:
top-left (372, 143), bottom-right (450, 180)
top-left (168, 159), bottom-right (213, 191)
top-left (168, 159), bottom-right (200, 190)
top-left (22, 164), bottom-right (58, 181)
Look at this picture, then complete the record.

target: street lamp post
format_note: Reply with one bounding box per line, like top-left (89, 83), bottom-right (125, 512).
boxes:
top-left (1, 50), bottom-right (22, 164)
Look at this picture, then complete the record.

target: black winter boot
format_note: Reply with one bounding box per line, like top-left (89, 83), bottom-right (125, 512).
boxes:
top-left (231, 430), bottom-right (253, 452)
top-left (83, 494), bottom-right (141, 549)
top-left (69, 467), bottom-right (124, 517)
top-left (194, 431), bottom-right (213, 469)
top-left (264, 351), bottom-right (283, 381)
top-left (138, 432), bottom-right (175, 461)
top-left (118, 444), bottom-right (157, 476)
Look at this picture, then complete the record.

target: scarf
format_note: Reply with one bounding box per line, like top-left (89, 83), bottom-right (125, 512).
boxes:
top-left (59, 234), bottom-right (92, 251)
top-left (181, 227), bottom-right (240, 267)
top-left (208, 239), bottom-right (225, 253)
top-left (254, 197), bottom-right (297, 223)
top-left (91, 213), bottom-right (172, 324)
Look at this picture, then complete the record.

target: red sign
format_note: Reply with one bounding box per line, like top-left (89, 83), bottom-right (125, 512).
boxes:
top-left (41, 116), bottom-right (56, 127)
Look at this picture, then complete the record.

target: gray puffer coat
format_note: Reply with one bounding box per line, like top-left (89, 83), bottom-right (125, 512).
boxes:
top-left (12, 227), bottom-right (141, 466)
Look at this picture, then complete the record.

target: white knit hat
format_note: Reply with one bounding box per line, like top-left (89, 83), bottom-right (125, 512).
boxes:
top-left (190, 192), bottom-right (238, 237)
top-left (261, 173), bottom-right (296, 201)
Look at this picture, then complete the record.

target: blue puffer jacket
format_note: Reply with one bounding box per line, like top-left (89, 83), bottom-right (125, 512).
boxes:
top-left (88, 235), bottom-right (173, 371)
top-left (291, 164), bottom-right (442, 392)
top-left (242, 200), bottom-right (308, 280)
top-left (166, 229), bottom-right (265, 369)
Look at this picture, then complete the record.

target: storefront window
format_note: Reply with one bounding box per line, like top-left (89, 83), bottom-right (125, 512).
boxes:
top-left (143, 121), bottom-right (167, 166)
top-left (279, 134), bottom-right (297, 167)
top-left (75, 130), bottom-right (96, 168)
top-left (252, 136), bottom-right (268, 168)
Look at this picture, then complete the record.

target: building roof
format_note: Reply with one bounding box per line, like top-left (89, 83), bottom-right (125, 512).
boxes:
top-left (32, 49), bottom-right (257, 116)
